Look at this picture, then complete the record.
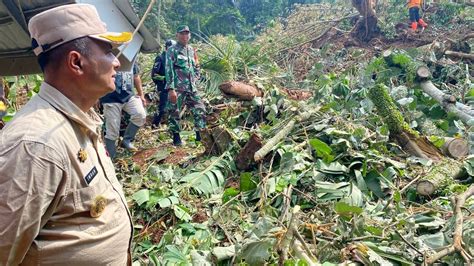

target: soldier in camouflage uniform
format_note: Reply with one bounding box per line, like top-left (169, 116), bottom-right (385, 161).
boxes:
top-left (165, 25), bottom-right (206, 146)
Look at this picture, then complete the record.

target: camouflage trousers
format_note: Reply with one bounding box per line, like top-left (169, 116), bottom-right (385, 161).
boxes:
top-left (167, 90), bottom-right (206, 134)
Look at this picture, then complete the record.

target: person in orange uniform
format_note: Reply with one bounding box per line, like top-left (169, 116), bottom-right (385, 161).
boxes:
top-left (408, 0), bottom-right (428, 31)
top-left (0, 4), bottom-right (134, 265)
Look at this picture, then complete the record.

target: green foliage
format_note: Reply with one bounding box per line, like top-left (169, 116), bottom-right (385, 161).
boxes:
top-left (131, 0), bottom-right (326, 41)
top-left (177, 152), bottom-right (233, 196)
top-left (429, 2), bottom-right (465, 26)
top-left (309, 138), bottom-right (334, 163)
top-left (334, 201), bottom-right (363, 218)
top-left (376, 0), bottom-right (407, 38)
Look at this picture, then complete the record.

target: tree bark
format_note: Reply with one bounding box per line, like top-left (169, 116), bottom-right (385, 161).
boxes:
top-left (201, 126), bottom-right (234, 155)
top-left (425, 185), bottom-right (474, 264)
top-left (235, 133), bottom-right (263, 170)
top-left (445, 50), bottom-right (474, 61)
top-left (369, 84), bottom-right (444, 161)
top-left (350, 0), bottom-right (380, 42)
top-left (254, 111), bottom-right (313, 162)
top-left (219, 81), bottom-right (263, 101)
top-left (417, 75), bottom-right (474, 125)
top-left (383, 53), bottom-right (474, 125)
top-left (416, 159), bottom-right (464, 196)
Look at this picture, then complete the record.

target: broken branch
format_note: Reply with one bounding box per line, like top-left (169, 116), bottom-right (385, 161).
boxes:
top-left (425, 185), bottom-right (474, 264)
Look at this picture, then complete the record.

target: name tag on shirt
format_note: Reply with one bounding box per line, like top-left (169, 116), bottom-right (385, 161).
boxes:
top-left (84, 166), bottom-right (98, 185)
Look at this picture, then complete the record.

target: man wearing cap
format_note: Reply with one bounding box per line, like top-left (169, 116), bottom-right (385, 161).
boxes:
top-left (0, 4), bottom-right (133, 265)
top-left (165, 25), bottom-right (206, 146)
top-left (100, 61), bottom-right (146, 158)
top-left (151, 39), bottom-right (175, 127)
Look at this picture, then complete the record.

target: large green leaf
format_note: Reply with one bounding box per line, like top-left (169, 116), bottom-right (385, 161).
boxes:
top-left (334, 201), bottom-right (363, 218)
top-left (240, 172), bottom-right (257, 191)
top-left (241, 240), bottom-right (273, 265)
top-left (212, 245), bottom-right (236, 261)
top-left (364, 170), bottom-right (385, 198)
top-left (309, 138), bottom-right (334, 163)
top-left (132, 189), bottom-right (150, 206)
top-left (158, 195), bottom-right (179, 208)
top-left (173, 205), bottom-right (192, 222)
top-left (316, 160), bottom-right (348, 174)
top-left (163, 245), bottom-right (188, 264)
top-left (179, 154), bottom-right (231, 196)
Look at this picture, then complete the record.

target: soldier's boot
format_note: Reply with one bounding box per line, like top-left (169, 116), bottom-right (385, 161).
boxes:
top-left (105, 138), bottom-right (117, 159)
top-left (173, 133), bottom-right (182, 146)
top-left (418, 18), bottom-right (428, 28)
top-left (195, 130), bottom-right (201, 142)
top-left (121, 123), bottom-right (140, 152)
top-left (152, 112), bottom-right (163, 128)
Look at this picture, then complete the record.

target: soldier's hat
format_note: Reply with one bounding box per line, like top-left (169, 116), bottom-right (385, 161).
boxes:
top-left (176, 25), bottom-right (190, 33)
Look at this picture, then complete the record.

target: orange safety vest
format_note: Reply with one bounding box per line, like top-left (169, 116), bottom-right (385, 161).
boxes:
top-left (408, 0), bottom-right (422, 8)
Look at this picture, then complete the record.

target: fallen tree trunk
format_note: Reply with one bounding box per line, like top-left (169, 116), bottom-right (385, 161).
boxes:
top-left (254, 111), bottom-right (313, 162)
top-left (461, 32), bottom-right (474, 42)
top-left (382, 52), bottom-right (474, 125)
top-left (368, 84), bottom-right (444, 161)
top-left (416, 159), bottom-right (464, 196)
top-left (417, 66), bottom-right (474, 125)
top-left (219, 81), bottom-right (263, 101)
top-left (444, 50), bottom-right (474, 61)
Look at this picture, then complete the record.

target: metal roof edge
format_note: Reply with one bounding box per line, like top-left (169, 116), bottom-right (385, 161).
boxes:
top-left (112, 0), bottom-right (160, 54)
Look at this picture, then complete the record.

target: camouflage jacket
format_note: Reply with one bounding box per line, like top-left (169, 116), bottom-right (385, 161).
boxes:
top-left (165, 43), bottom-right (199, 92)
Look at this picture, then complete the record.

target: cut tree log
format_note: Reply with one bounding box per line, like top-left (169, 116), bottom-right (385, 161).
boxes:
top-left (416, 66), bottom-right (474, 125)
top-left (254, 111), bottom-right (313, 162)
top-left (368, 84), bottom-right (444, 161)
top-left (445, 50), bottom-right (474, 61)
top-left (382, 52), bottom-right (474, 125)
top-left (235, 133), bottom-right (263, 170)
top-left (219, 81), bottom-right (263, 101)
top-left (440, 137), bottom-right (469, 159)
top-left (416, 159), bottom-right (464, 196)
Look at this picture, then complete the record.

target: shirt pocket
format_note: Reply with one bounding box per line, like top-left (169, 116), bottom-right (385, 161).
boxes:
top-left (176, 54), bottom-right (189, 68)
top-left (72, 179), bottom-right (123, 235)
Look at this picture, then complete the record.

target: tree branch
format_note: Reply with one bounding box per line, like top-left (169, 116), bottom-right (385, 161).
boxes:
top-left (425, 185), bottom-right (474, 264)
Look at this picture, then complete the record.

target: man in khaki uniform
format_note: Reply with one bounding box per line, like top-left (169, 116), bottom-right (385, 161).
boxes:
top-left (0, 4), bottom-right (133, 265)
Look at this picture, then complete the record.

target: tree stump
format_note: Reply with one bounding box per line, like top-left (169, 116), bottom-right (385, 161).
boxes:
top-left (350, 0), bottom-right (380, 42)
top-left (235, 133), bottom-right (263, 170)
top-left (201, 126), bottom-right (234, 155)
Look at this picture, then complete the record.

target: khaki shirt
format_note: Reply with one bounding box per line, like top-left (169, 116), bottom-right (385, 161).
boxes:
top-left (0, 83), bottom-right (132, 265)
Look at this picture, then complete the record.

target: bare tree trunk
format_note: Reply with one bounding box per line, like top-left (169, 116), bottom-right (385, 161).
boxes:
top-left (351, 0), bottom-right (380, 42)
top-left (157, 0), bottom-right (161, 44)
